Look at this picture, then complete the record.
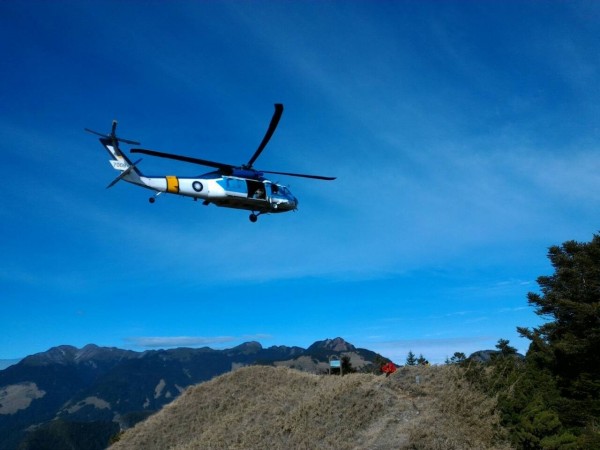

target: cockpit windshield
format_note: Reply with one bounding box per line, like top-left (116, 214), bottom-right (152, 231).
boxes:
top-left (272, 184), bottom-right (291, 197)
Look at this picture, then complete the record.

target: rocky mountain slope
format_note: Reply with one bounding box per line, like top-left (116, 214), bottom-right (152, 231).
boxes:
top-left (111, 365), bottom-right (512, 450)
top-left (0, 338), bottom-right (387, 450)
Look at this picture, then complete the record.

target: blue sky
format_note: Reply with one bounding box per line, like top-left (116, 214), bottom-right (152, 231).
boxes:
top-left (1, 1), bottom-right (599, 365)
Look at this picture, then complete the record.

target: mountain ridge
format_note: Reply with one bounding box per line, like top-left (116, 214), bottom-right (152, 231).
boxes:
top-left (0, 337), bottom-right (388, 450)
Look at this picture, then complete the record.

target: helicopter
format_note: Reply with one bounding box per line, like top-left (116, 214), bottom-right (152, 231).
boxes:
top-left (86, 104), bottom-right (335, 222)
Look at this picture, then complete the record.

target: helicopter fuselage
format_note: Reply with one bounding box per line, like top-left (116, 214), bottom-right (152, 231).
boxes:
top-left (136, 171), bottom-right (298, 214)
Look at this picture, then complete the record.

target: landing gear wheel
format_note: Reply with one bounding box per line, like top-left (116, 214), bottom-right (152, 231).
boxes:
top-left (149, 197), bottom-right (156, 204)
top-left (249, 213), bottom-right (258, 223)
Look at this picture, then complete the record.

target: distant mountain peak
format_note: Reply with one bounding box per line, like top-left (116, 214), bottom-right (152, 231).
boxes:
top-left (22, 345), bottom-right (79, 366)
top-left (308, 337), bottom-right (356, 352)
top-left (230, 341), bottom-right (263, 355)
top-left (21, 344), bottom-right (136, 366)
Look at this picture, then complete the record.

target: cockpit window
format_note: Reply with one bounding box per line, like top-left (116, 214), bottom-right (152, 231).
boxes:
top-left (272, 184), bottom-right (290, 197)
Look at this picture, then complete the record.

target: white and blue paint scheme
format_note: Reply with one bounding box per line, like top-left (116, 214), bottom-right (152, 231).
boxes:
top-left (87, 104), bottom-right (334, 222)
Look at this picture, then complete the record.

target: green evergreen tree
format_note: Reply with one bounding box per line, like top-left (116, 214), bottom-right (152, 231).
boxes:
top-left (496, 338), bottom-right (517, 356)
top-left (340, 355), bottom-right (355, 375)
top-left (515, 233), bottom-right (600, 447)
top-left (445, 352), bottom-right (466, 365)
top-left (405, 350), bottom-right (417, 366)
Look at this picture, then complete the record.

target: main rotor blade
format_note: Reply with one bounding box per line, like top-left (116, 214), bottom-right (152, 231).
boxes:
top-left (261, 169), bottom-right (336, 181)
top-left (84, 128), bottom-right (107, 138)
top-left (246, 103), bottom-right (284, 168)
top-left (131, 148), bottom-right (234, 171)
top-left (84, 128), bottom-right (140, 145)
top-left (116, 137), bottom-right (141, 146)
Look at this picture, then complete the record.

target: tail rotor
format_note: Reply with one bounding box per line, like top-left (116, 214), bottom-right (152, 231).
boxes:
top-left (84, 120), bottom-right (141, 146)
top-left (86, 120), bottom-right (144, 186)
top-left (106, 158), bottom-right (143, 189)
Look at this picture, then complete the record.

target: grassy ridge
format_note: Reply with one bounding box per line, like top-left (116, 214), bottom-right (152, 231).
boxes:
top-left (111, 365), bottom-right (511, 449)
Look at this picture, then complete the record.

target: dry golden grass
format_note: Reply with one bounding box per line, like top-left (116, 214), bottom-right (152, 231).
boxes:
top-left (110, 365), bottom-right (512, 450)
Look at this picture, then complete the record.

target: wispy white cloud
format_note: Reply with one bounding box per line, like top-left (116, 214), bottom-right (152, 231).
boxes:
top-left (124, 334), bottom-right (272, 349)
top-left (2, 1), bottom-right (598, 363)
top-left (497, 306), bottom-right (530, 313)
